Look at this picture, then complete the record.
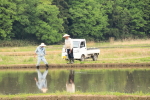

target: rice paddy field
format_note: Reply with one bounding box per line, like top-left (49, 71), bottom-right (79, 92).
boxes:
top-left (0, 39), bottom-right (150, 66)
top-left (0, 39), bottom-right (150, 99)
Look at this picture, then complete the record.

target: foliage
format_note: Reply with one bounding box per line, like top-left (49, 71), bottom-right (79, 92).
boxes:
top-left (0, 0), bottom-right (16, 40)
top-left (68, 0), bottom-right (108, 41)
top-left (100, 0), bottom-right (147, 39)
top-left (52, 0), bottom-right (70, 33)
top-left (0, 0), bottom-right (150, 44)
top-left (142, 0), bottom-right (150, 36)
top-left (1, 0), bottom-right (64, 44)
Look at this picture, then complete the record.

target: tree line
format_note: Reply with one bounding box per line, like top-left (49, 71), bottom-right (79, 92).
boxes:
top-left (0, 0), bottom-right (150, 44)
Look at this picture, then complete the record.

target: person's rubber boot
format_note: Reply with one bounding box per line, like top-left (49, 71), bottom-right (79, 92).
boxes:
top-left (46, 64), bottom-right (49, 70)
top-left (70, 58), bottom-right (74, 64)
top-left (67, 59), bottom-right (71, 64)
top-left (36, 66), bottom-right (39, 69)
top-left (72, 58), bottom-right (74, 64)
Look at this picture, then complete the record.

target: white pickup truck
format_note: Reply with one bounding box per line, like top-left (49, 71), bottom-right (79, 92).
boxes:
top-left (62, 39), bottom-right (100, 61)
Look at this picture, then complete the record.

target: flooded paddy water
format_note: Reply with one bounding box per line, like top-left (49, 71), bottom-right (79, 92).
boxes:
top-left (0, 68), bottom-right (150, 95)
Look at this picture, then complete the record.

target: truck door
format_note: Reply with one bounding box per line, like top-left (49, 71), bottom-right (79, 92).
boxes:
top-left (80, 41), bottom-right (87, 57)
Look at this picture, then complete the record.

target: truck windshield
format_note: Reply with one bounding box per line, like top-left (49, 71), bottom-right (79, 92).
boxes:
top-left (73, 41), bottom-right (80, 48)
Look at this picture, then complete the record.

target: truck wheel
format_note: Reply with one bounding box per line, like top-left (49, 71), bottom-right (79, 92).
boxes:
top-left (80, 55), bottom-right (85, 61)
top-left (92, 54), bottom-right (98, 61)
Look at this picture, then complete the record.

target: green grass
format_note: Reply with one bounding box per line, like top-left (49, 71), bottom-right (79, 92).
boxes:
top-left (0, 48), bottom-right (150, 65)
top-left (0, 46), bottom-right (62, 52)
top-left (0, 39), bottom-right (150, 65)
top-left (0, 91), bottom-right (150, 99)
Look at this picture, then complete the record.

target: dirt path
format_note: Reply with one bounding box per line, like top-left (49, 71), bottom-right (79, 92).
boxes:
top-left (1, 63), bottom-right (150, 69)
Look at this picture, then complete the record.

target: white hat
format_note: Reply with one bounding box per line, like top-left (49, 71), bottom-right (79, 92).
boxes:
top-left (41, 88), bottom-right (48, 93)
top-left (39, 43), bottom-right (46, 46)
top-left (63, 34), bottom-right (70, 37)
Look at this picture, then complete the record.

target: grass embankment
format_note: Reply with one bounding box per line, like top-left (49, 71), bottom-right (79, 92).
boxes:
top-left (1, 91), bottom-right (150, 100)
top-left (0, 39), bottom-right (150, 66)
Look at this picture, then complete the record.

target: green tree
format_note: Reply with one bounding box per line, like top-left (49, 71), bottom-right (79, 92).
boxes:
top-left (105, 0), bottom-right (146, 39)
top-left (142, 0), bottom-right (150, 36)
top-left (52, 0), bottom-right (70, 33)
top-left (12, 0), bottom-right (31, 39)
top-left (68, 0), bottom-right (108, 41)
top-left (0, 0), bottom-right (16, 40)
top-left (12, 0), bottom-right (64, 44)
top-left (108, 0), bottom-right (131, 39)
top-left (128, 0), bottom-right (146, 38)
top-left (34, 1), bottom-right (64, 44)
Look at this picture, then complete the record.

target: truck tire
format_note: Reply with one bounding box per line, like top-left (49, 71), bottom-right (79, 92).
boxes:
top-left (92, 54), bottom-right (98, 61)
top-left (80, 55), bottom-right (85, 61)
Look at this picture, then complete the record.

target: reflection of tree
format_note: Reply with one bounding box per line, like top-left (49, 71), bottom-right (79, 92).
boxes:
top-left (75, 70), bottom-right (128, 93)
top-left (125, 70), bottom-right (150, 93)
top-left (0, 71), bottom-right (37, 94)
top-left (125, 72), bottom-right (134, 93)
top-left (66, 70), bottom-right (75, 93)
top-left (1, 69), bottom-right (150, 94)
top-left (105, 70), bottom-right (127, 93)
top-left (131, 70), bottom-right (150, 93)
top-left (48, 70), bottom-right (68, 92)
top-left (76, 72), bottom-right (91, 92)
top-left (18, 72), bottom-right (35, 93)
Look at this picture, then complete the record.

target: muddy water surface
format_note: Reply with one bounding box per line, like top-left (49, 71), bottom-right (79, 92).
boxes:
top-left (0, 68), bottom-right (150, 95)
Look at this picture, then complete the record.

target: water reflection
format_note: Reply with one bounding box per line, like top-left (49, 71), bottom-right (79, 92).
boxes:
top-left (1, 69), bottom-right (150, 95)
top-left (34, 69), bottom-right (48, 93)
top-left (66, 70), bottom-right (75, 93)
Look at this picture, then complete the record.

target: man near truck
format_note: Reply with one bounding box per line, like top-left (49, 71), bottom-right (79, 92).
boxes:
top-left (63, 34), bottom-right (74, 64)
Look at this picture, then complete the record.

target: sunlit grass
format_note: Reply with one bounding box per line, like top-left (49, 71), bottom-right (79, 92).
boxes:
top-left (0, 91), bottom-right (150, 99)
top-left (87, 38), bottom-right (150, 47)
top-left (0, 47), bottom-right (150, 65)
top-left (0, 39), bottom-right (150, 65)
top-left (0, 46), bottom-right (62, 52)
top-left (0, 39), bottom-right (150, 52)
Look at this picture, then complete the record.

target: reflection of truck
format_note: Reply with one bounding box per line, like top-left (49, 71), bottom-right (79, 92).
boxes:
top-left (62, 39), bottom-right (100, 61)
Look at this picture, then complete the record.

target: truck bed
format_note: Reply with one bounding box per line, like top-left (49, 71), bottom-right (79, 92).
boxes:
top-left (87, 48), bottom-right (99, 50)
top-left (87, 48), bottom-right (100, 55)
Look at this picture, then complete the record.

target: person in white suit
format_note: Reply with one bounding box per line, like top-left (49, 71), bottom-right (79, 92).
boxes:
top-left (35, 43), bottom-right (49, 69)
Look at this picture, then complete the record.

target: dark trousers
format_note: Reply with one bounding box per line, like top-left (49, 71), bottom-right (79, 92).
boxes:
top-left (67, 49), bottom-right (74, 59)
top-left (68, 70), bottom-right (74, 83)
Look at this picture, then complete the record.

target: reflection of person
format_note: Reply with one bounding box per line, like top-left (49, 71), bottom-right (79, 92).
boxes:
top-left (63, 34), bottom-right (74, 64)
top-left (34, 69), bottom-right (48, 93)
top-left (35, 43), bottom-right (49, 69)
top-left (66, 70), bottom-right (75, 93)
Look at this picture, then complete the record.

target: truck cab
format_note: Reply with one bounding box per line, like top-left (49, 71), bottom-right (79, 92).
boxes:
top-left (62, 39), bottom-right (100, 61)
